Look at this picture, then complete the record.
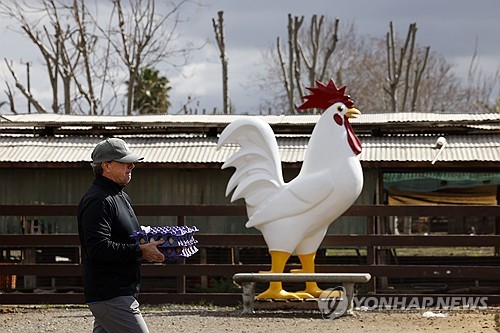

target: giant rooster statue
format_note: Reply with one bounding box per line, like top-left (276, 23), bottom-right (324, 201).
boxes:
top-left (217, 79), bottom-right (363, 300)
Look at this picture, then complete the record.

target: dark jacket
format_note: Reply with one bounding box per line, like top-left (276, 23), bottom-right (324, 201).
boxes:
top-left (77, 174), bottom-right (142, 303)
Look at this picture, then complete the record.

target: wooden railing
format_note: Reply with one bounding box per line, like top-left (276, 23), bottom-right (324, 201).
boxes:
top-left (0, 204), bottom-right (499, 305)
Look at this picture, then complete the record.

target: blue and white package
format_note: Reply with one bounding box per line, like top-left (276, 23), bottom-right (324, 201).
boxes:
top-left (130, 225), bottom-right (198, 261)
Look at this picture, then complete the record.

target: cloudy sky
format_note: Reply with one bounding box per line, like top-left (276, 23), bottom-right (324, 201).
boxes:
top-left (173, 0), bottom-right (500, 114)
top-left (1, 0), bottom-right (499, 115)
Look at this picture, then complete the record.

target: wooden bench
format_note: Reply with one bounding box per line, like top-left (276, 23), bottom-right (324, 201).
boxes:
top-left (233, 273), bottom-right (371, 315)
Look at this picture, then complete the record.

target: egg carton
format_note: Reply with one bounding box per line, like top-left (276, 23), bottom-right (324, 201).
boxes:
top-left (130, 225), bottom-right (199, 261)
top-left (160, 244), bottom-right (199, 261)
top-left (131, 225), bottom-right (198, 247)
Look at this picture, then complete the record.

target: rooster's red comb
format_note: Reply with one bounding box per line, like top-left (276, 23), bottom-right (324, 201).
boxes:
top-left (297, 79), bottom-right (354, 111)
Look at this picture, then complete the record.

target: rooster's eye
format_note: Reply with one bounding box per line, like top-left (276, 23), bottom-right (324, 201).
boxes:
top-left (337, 105), bottom-right (344, 112)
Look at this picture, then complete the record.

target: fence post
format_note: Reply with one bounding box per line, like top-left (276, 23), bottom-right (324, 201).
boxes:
top-left (22, 218), bottom-right (39, 289)
top-left (366, 215), bottom-right (376, 293)
top-left (176, 215), bottom-right (186, 294)
top-left (495, 216), bottom-right (500, 256)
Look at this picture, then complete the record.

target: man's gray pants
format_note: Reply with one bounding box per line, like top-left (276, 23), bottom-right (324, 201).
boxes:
top-left (88, 295), bottom-right (149, 333)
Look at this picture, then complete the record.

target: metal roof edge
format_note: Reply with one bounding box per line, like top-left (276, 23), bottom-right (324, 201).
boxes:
top-left (1, 113), bottom-right (498, 126)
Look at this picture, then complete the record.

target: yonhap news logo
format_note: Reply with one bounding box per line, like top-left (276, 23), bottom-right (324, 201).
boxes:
top-left (317, 286), bottom-right (349, 319)
top-left (318, 289), bottom-right (489, 319)
top-left (353, 295), bottom-right (488, 311)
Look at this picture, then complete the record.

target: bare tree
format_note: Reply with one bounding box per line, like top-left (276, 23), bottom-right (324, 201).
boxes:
top-left (0, 0), bottom-right (117, 114)
top-left (212, 10), bottom-right (230, 114)
top-left (0, 0), bottom-right (198, 115)
top-left (4, 59), bottom-right (48, 113)
top-left (277, 14), bottom-right (301, 114)
top-left (465, 38), bottom-right (500, 112)
top-left (275, 14), bottom-right (339, 114)
top-left (258, 15), bottom-right (496, 114)
top-left (2, 1), bottom-right (61, 113)
top-left (3, 82), bottom-right (16, 114)
top-left (100, 0), bottom-right (194, 115)
top-left (385, 22), bottom-right (429, 112)
top-left (71, 0), bottom-right (100, 115)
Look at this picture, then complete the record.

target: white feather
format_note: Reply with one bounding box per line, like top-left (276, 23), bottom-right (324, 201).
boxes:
top-left (217, 117), bottom-right (284, 216)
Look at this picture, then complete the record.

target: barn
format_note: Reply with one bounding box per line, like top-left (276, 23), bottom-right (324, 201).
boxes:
top-left (0, 113), bottom-right (499, 298)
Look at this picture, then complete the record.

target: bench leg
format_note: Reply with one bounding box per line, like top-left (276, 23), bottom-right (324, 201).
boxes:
top-left (342, 282), bottom-right (355, 315)
top-left (240, 281), bottom-right (256, 315)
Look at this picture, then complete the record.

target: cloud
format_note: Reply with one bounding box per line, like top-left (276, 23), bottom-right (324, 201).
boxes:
top-left (169, 61), bottom-right (220, 111)
top-left (169, 46), bottom-right (265, 114)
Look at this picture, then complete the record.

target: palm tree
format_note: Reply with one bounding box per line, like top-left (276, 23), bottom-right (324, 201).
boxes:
top-left (131, 67), bottom-right (171, 114)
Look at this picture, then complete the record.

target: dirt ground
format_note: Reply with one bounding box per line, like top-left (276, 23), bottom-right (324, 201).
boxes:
top-left (1, 304), bottom-right (499, 333)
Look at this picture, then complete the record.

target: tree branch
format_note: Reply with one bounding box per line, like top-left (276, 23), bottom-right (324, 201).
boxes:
top-left (4, 59), bottom-right (47, 113)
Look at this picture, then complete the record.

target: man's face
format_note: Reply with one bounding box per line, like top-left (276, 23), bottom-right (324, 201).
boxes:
top-left (102, 161), bottom-right (135, 185)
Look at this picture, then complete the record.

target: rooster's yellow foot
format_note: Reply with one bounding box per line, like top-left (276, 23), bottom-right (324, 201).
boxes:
top-left (295, 286), bottom-right (325, 298)
top-left (256, 289), bottom-right (314, 300)
top-left (290, 268), bottom-right (324, 298)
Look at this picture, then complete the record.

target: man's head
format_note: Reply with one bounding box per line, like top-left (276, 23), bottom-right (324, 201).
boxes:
top-left (91, 138), bottom-right (143, 164)
top-left (91, 138), bottom-right (143, 185)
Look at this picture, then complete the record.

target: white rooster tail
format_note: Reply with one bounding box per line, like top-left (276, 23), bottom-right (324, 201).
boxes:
top-left (217, 117), bottom-right (284, 218)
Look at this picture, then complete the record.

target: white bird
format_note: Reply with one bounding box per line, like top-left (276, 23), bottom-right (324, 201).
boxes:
top-left (217, 79), bottom-right (363, 299)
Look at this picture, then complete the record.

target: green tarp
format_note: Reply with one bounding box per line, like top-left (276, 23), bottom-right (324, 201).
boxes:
top-left (384, 172), bottom-right (500, 192)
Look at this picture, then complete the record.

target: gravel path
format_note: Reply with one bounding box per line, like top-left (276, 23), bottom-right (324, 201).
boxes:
top-left (1, 304), bottom-right (499, 333)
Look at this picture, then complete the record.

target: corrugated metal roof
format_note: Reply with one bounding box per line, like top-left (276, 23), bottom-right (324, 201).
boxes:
top-left (351, 112), bottom-right (500, 124)
top-left (361, 134), bottom-right (500, 162)
top-left (0, 114), bottom-right (321, 126)
top-left (0, 133), bottom-right (498, 163)
top-left (2, 113), bottom-right (499, 126)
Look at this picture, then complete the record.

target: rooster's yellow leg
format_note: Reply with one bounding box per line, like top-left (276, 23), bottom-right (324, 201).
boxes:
top-left (292, 252), bottom-right (340, 298)
top-left (257, 250), bottom-right (310, 300)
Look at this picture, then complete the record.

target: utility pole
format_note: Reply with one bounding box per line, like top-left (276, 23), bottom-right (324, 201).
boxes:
top-left (20, 59), bottom-right (31, 114)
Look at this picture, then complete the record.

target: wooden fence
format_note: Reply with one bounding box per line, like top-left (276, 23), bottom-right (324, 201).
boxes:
top-left (0, 204), bottom-right (499, 305)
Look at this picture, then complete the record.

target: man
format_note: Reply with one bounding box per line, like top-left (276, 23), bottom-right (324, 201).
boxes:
top-left (78, 138), bottom-right (165, 333)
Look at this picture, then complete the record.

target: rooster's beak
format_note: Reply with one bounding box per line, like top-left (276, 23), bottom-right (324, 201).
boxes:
top-left (346, 108), bottom-right (361, 119)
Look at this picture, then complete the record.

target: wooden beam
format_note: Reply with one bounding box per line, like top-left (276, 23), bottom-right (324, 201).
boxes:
top-left (1, 234), bottom-right (499, 248)
top-left (1, 204), bottom-right (499, 217)
top-left (1, 263), bottom-right (499, 279)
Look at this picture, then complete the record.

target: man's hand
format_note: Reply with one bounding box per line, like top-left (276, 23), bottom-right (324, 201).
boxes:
top-left (140, 239), bottom-right (165, 262)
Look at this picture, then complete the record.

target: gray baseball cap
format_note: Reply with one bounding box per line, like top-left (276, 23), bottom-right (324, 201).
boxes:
top-left (91, 138), bottom-right (144, 163)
